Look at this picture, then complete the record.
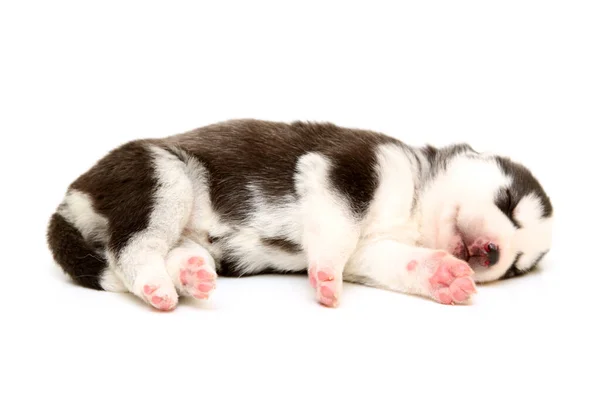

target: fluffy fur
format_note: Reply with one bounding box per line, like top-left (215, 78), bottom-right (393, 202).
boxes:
top-left (47, 119), bottom-right (553, 310)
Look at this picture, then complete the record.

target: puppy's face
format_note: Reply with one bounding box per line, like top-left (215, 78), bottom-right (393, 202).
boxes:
top-left (423, 149), bottom-right (553, 283)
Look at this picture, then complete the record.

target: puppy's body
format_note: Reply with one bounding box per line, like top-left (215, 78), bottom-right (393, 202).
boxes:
top-left (47, 119), bottom-right (553, 309)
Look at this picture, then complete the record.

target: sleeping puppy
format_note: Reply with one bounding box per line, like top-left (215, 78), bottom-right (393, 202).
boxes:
top-left (47, 119), bottom-right (553, 310)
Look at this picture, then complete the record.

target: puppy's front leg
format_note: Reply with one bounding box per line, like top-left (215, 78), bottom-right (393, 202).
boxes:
top-left (303, 213), bottom-right (359, 308)
top-left (346, 241), bottom-right (477, 305)
top-left (297, 153), bottom-right (360, 307)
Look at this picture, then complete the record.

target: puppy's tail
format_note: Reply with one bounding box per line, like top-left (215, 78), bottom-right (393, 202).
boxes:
top-left (46, 212), bottom-right (107, 290)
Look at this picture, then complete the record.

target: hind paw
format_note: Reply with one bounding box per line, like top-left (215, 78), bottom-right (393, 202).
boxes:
top-left (141, 282), bottom-right (177, 311)
top-left (166, 244), bottom-right (217, 300)
top-left (178, 256), bottom-right (217, 299)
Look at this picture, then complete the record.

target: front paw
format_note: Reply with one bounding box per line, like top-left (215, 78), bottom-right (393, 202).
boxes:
top-left (405, 251), bottom-right (476, 305)
top-left (308, 265), bottom-right (340, 308)
top-left (426, 251), bottom-right (476, 304)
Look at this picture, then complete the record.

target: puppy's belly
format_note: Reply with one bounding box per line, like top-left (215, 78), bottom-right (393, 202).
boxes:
top-left (218, 234), bottom-right (308, 276)
top-left (188, 226), bottom-right (308, 276)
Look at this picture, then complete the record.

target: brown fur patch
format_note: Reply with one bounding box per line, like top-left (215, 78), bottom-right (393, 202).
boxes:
top-left (69, 140), bottom-right (158, 254)
top-left (261, 237), bottom-right (303, 253)
top-left (47, 213), bottom-right (106, 290)
top-left (167, 119), bottom-right (401, 219)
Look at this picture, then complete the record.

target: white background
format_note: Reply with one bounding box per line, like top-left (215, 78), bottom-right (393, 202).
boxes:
top-left (1, 1), bottom-right (599, 399)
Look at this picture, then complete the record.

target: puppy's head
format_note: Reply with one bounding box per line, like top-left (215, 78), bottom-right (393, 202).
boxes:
top-left (421, 144), bottom-right (553, 282)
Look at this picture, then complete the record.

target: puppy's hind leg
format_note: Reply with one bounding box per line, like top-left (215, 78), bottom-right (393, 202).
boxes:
top-left (101, 145), bottom-right (195, 311)
top-left (166, 237), bottom-right (217, 301)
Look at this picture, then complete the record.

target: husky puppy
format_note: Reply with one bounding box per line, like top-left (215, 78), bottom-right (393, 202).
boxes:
top-left (47, 119), bottom-right (553, 310)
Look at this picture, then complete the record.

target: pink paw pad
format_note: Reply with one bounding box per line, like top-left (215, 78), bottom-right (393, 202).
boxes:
top-left (188, 256), bottom-right (204, 266)
top-left (142, 285), bottom-right (175, 311)
top-left (319, 282), bottom-right (337, 306)
top-left (143, 284), bottom-right (157, 295)
top-left (308, 266), bottom-right (339, 307)
top-left (427, 255), bottom-right (476, 305)
top-left (406, 260), bottom-right (418, 271)
top-left (179, 256), bottom-right (217, 300)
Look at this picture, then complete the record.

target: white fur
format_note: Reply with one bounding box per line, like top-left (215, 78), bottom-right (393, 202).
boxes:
top-left (296, 153), bottom-right (360, 259)
top-left (58, 189), bottom-right (108, 244)
top-left (107, 145), bottom-right (194, 304)
top-left (99, 268), bottom-right (127, 292)
top-left (346, 241), bottom-right (444, 299)
top-left (344, 144), bottom-right (422, 287)
top-left (513, 194), bottom-right (553, 271)
top-left (360, 144), bottom-right (420, 243)
top-left (221, 184), bottom-right (305, 275)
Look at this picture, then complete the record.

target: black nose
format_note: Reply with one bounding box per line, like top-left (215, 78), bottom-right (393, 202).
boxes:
top-left (487, 242), bottom-right (499, 266)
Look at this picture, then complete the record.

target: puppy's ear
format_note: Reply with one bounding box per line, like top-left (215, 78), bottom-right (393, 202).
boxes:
top-left (444, 143), bottom-right (477, 155)
top-left (422, 144), bottom-right (438, 164)
top-left (423, 143), bottom-right (477, 171)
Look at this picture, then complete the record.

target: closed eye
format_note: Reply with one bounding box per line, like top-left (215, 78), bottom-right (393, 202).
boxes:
top-left (501, 250), bottom-right (548, 280)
